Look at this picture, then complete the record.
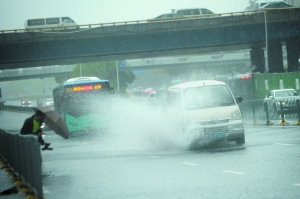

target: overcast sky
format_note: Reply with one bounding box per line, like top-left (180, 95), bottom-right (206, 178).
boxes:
top-left (0, 0), bottom-right (250, 30)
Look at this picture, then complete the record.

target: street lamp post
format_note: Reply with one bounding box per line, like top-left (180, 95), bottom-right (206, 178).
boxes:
top-left (79, 63), bottom-right (82, 77)
top-left (115, 61), bottom-right (120, 93)
top-left (263, 10), bottom-right (269, 73)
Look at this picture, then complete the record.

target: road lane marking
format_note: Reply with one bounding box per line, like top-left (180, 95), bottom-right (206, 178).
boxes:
top-left (222, 170), bottom-right (246, 175)
top-left (148, 156), bottom-right (160, 159)
top-left (43, 186), bottom-right (50, 193)
top-left (274, 143), bottom-right (295, 146)
top-left (293, 184), bottom-right (300, 187)
top-left (180, 162), bottom-right (199, 166)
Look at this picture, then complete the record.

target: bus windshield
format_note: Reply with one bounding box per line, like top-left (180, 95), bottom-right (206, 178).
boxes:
top-left (64, 92), bottom-right (111, 118)
top-left (53, 78), bottom-right (114, 132)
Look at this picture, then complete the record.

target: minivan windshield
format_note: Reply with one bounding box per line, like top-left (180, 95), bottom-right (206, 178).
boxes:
top-left (183, 85), bottom-right (235, 110)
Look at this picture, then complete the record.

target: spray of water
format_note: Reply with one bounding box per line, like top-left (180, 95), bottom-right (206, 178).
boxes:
top-left (101, 97), bottom-right (190, 151)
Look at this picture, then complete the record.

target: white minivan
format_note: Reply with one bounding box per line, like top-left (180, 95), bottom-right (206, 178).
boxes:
top-left (166, 80), bottom-right (245, 147)
top-left (24, 16), bottom-right (78, 32)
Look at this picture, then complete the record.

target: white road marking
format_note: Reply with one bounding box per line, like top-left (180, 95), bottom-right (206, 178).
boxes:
top-left (180, 162), bottom-right (199, 166)
top-left (222, 170), bottom-right (246, 175)
top-left (274, 143), bottom-right (295, 146)
top-left (43, 186), bottom-right (50, 193)
top-left (293, 184), bottom-right (300, 187)
top-left (148, 156), bottom-right (160, 159)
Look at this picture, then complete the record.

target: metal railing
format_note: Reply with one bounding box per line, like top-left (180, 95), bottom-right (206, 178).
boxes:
top-left (0, 105), bottom-right (34, 113)
top-left (1, 7), bottom-right (299, 34)
top-left (0, 129), bottom-right (43, 199)
top-left (240, 98), bottom-right (300, 125)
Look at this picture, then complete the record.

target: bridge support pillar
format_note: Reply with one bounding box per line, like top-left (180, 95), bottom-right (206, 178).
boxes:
top-left (267, 41), bottom-right (284, 73)
top-left (286, 39), bottom-right (300, 72)
top-left (250, 48), bottom-right (265, 73)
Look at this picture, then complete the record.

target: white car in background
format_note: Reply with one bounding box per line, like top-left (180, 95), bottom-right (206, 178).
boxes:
top-left (37, 98), bottom-right (54, 107)
top-left (263, 89), bottom-right (300, 114)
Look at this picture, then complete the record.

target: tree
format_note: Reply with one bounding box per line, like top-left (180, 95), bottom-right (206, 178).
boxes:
top-left (55, 76), bottom-right (69, 85)
top-left (245, 0), bottom-right (258, 11)
top-left (71, 61), bottom-right (135, 93)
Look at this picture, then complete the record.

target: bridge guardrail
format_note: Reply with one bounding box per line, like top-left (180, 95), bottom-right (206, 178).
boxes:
top-left (0, 129), bottom-right (43, 199)
top-left (1, 7), bottom-right (299, 34)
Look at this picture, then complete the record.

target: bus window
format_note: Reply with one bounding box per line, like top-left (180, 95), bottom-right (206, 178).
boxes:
top-left (46, 18), bottom-right (60, 25)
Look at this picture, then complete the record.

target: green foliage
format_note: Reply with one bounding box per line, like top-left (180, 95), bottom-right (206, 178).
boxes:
top-left (245, 0), bottom-right (258, 11)
top-left (71, 61), bottom-right (135, 92)
top-left (55, 76), bottom-right (69, 85)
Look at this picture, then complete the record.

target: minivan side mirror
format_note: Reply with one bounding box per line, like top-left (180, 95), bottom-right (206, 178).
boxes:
top-left (235, 96), bottom-right (243, 104)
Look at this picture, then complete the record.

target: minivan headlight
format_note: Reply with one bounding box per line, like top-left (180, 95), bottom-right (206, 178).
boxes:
top-left (232, 109), bottom-right (242, 120)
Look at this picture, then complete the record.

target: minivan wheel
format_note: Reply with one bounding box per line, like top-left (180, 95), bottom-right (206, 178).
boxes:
top-left (236, 135), bottom-right (245, 145)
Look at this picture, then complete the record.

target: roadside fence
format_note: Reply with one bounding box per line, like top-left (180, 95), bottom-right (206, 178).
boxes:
top-left (0, 105), bottom-right (34, 113)
top-left (240, 98), bottom-right (300, 125)
top-left (0, 129), bottom-right (43, 199)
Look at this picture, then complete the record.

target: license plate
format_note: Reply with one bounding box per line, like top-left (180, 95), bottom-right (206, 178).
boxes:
top-left (209, 132), bottom-right (225, 140)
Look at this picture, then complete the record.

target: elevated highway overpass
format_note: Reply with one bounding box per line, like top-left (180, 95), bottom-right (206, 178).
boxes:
top-left (0, 9), bottom-right (299, 74)
top-left (119, 51), bottom-right (290, 71)
top-left (0, 65), bottom-right (74, 82)
top-left (119, 52), bottom-right (251, 71)
top-left (0, 51), bottom-right (290, 81)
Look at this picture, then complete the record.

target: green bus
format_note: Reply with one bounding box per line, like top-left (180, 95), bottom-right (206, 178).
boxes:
top-left (53, 77), bottom-right (114, 132)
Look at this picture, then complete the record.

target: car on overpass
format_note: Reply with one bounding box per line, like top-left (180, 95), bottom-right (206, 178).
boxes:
top-left (259, 1), bottom-right (294, 9)
top-left (254, 0), bottom-right (291, 10)
top-left (263, 89), bottom-right (300, 114)
top-left (25, 16), bottom-right (78, 32)
top-left (147, 13), bottom-right (183, 22)
top-left (171, 8), bottom-right (214, 17)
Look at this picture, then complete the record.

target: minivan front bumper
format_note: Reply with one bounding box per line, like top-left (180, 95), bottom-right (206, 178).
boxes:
top-left (183, 119), bottom-right (244, 145)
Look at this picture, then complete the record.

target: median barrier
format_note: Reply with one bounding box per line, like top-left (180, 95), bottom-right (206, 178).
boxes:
top-left (239, 99), bottom-right (299, 125)
top-left (0, 105), bottom-right (34, 113)
top-left (0, 129), bottom-right (43, 199)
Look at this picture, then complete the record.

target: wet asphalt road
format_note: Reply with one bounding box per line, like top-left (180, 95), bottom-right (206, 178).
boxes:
top-left (1, 107), bottom-right (300, 199)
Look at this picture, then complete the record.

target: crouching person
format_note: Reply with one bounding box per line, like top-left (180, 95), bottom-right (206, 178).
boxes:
top-left (20, 110), bottom-right (52, 150)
